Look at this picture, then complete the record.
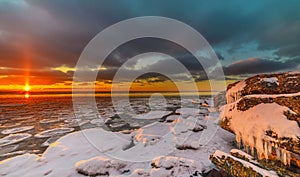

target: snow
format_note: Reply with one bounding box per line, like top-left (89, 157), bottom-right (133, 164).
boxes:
top-left (34, 128), bottom-right (74, 138)
top-left (175, 108), bottom-right (200, 117)
top-left (261, 77), bottom-right (279, 85)
top-left (245, 91), bottom-right (300, 98)
top-left (165, 115), bottom-right (180, 122)
top-left (133, 122), bottom-right (170, 146)
top-left (0, 117), bottom-right (235, 177)
top-left (0, 133), bottom-right (32, 147)
top-left (90, 118), bottom-right (104, 125)
top-left (1, 126), bottom-right (34, 135)
top-left (213, 150), bottom-right (278, 177)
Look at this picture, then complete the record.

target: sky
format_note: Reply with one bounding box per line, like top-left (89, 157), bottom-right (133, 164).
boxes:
top-left (0, 0), bottom-right (299, 92)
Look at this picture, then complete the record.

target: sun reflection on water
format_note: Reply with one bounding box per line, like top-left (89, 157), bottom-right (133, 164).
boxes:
top-left (25, 93), bottom-right (30, 99)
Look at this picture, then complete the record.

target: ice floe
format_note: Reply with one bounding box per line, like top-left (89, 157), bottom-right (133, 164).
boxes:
top-left (0, 144), bottom-right (19, 155)
top-left (0, 133), bottom-right (32, 147)
top-left (40, 119), bottom-right (61, 124)
top-left (1, 126), bottom-right (34, 135)
top-left (34, 128), bottom-right (75, 138)
top-left (134, 111), bottom-right (172, 120)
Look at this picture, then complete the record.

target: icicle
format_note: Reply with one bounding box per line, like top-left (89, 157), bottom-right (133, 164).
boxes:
top-left (276, 148), bottom-right (281, 160)
top-left (282, 149), bottom-right (287, 165)
top-left (267, 142), bottom-right (272, 156)
top-left (264, 140), bottom-right (268, 160)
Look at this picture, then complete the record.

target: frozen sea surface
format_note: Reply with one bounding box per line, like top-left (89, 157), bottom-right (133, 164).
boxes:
top-left (0, 95), bottom-right (235, 176)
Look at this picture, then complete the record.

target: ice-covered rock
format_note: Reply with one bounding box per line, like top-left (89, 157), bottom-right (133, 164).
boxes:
top-left (219, 72), bottom-right (300, 171)
top-left (75, 156), bottom-right (129, 176)
top-left (151, 156), bottom-right (203, 176)
top-left (210, 150), bottom-right (278, 177)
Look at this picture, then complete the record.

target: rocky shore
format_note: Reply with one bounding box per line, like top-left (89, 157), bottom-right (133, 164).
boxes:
top-left (211, 72), bottom-right (300, 177)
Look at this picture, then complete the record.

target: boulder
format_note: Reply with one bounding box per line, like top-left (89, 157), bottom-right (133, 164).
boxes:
top-left (218, 72), bottom-right (300, 174)
top-left (210, 150), bottom-right (279, 177)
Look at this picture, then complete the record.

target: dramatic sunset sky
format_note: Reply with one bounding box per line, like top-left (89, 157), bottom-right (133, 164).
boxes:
top-left (0, 0), bottom-right (299, 92)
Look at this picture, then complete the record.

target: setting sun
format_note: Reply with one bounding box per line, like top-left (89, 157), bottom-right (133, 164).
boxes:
top-left (24, 84), bottom-right (31, 91)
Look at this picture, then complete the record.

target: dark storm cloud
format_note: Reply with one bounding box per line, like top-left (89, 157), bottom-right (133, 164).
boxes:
top-left (0, 0), bottom-right (299, 84)
top-left (223, 58), bottom-right (299, 75)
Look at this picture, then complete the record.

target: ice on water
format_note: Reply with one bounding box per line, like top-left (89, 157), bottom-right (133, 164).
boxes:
top-left (0, 96), bottom-right (237, 176)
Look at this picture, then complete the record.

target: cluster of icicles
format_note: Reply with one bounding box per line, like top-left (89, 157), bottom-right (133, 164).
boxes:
top-left (236, 134), bottom-right (293, 166)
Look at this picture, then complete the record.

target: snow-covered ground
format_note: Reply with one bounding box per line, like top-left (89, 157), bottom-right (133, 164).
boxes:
top-left (0, 98), bottom-right (235, 177)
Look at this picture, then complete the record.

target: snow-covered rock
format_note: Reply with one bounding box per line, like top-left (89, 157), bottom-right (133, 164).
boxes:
top-left (226, 72), bottom-right (300, 104)
top-left (219, 72), bottom-right (300, 173)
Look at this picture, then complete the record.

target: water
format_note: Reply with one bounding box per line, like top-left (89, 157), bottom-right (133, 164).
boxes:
top-left (0, 94), bottom-right (210, 161)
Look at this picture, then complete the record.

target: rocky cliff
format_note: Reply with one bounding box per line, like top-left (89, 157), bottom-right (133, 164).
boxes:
top-left (212, 72), bottom-right (300, 176)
